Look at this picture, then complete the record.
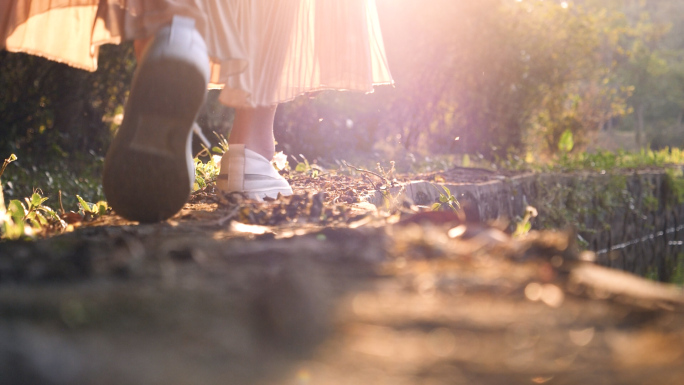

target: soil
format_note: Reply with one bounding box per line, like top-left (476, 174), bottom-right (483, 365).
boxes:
top-left (1, 167), bottom-right (684, 385)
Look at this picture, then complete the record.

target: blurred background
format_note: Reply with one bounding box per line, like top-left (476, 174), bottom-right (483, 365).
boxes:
top-left (2, 0), bottom-right (684, 201)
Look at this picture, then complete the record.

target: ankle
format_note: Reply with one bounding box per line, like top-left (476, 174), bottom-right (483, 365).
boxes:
top-left (228, 139), bottom-right (274, 160)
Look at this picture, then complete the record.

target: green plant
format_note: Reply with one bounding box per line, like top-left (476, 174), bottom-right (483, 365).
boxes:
top-left (293, 154), bottom-right (322, 178)
top-left (193, 155), bottom-right (222, 191)
top-left (513, 206), bottom-right (538, 238)
top-left (1, 152), bottom-right (104, 209)
top-left (1, 190), bottom-right (62, 240)
top-left (663, 168), bottom-right (684, 206)
top-left (76, 195), bottom-right (109, 217)
top-left (431, 185), bottom-right (461, 213)
top-left (558, 129), bottom-right (574, 153)
top-left (645, 265), bottom-right (660, 282)
top-left (211, 132), bottom-right (230, 155)
top-left (0, 153), bottom-right (17, 179)
top-left (2, 154), bottom-right (68, 239)
top-left (671, 253), bottom-right (684, 286)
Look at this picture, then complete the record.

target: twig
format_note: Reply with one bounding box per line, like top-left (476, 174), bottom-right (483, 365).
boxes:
top-left (342, 161), bottom-right (389, 185)
top-left (58, 190), bottom-right (65, 215)
top-left (361, 174), bottom-right (379, 191)
top-left (216, 205), bottom-right (241, 226)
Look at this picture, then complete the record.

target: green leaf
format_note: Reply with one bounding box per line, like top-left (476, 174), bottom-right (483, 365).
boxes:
top-left (295, 163), bottom-right (308, 173)
top-left (35, 211), bottom-right (48, 227)
top-left (8, 200), bottom-right (26, 222)
top-left (38, 205), bottom-right (59, 220)
top-left (95, 201), bottom-right (108, 216)
top-left (431, 202), bottom-right (442, 211)
top-left (441, 186), bottom-right (452, 197)
top-left (76, 195), bottom-right (93, 214)
top-left (3, 220), bottom-right (25, 240)
top-left (523, 222), bottom-right (531, 233)
top-left (211, 146), bottom-right (223, 154)
top-left (558, 129), bottom-right (574, 153)
top-left (31, 193), bottom-right (48, 207)
top-left (31, 193), bottom-right (41, 207)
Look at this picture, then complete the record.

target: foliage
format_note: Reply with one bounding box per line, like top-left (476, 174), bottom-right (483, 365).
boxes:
top-left (0, 154), bottom-right (109, 240)
top-left (0, 189), bottom-right (63, 240)
top-left (663, 168), bottom-right (684, 206)
top-left (513, 206), bottom-right (538, 238)
top-left (0, 44), bottom-right (135, 159)
top-left (671, 253), bottom-right (684, 285)
top-left (292, 154), bottom-right (323, 178)
top-left (0, 153), bottom-right (17, 179)
top-left (558, 130), bottom-right (575, 154)
top-left (5, 0), bottom-right (684, 167)
top-left (76, 195), bottom-right (109, 217)
top-left (193, 155), bottom-right (222, 191)
top-left (430, 185), bottom-right (461, 213)
top-left (546, 147), bottom-right (684, 173)
top-left (1, 152), bottom-right (104, 209)
top-left (271, 0), bottom-right (649, 161)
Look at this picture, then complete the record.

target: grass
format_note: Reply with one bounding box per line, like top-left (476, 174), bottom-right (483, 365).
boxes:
top-left (671, 253), bottom-right (684, 285)
top-left (1, 152), bottom-right (105, 211)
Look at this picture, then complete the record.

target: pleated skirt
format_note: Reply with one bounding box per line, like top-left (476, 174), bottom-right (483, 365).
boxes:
top-left (0, 0), bottom-right (393, 107)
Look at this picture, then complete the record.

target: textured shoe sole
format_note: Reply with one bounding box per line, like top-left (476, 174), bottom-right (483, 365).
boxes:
top-left (103, 57), bottom-right (206, 223)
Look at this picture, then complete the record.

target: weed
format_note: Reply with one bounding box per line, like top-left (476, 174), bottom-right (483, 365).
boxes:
top-left (671, 253), bottom-right (684, 286)
top-left (1, 152), bottom-right (104, 209)
top-left (431, 185), bottom-right (461, 213)
top-left (1, 189), bottom-right (64, 240)
top-left (211, 132), bottom-right (230, 155)
top-left (663, 168), bottom-right (684, 206)
top-left (645, 265), bottom-right (660, 282)
top-left (376, 161), bottom-right (396, 182)
top-left (558, 129), bottom-right (574, 153)
top-left (2, 154), bottom-right (65, 239)
top-left (293, 154), bottom-right (323, 178)
top-left (76, 195), bottom-right (109, 217)
top-left (1, 154), bottom-right (109, 240)
top-left (193, 155), bottom-right (221, 191)
top-left (0, 153), bottom-right (17, 179)
top-left (513, 206), bottom-right (538, 238)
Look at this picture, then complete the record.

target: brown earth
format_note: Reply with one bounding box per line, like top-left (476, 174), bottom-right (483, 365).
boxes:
top-left (1, 168), bottom-right (683, 385)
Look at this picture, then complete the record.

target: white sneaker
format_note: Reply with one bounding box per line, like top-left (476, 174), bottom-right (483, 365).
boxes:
top-left (103, 16), bottom-right (210, 222)
top-left (217, 144), bottom-right (293, 200)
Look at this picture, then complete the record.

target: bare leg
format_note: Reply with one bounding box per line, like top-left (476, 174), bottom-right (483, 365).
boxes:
top-left (229, 106), bottom-right (278, 160)
top-left (136, 37), bottom-right (278, 160)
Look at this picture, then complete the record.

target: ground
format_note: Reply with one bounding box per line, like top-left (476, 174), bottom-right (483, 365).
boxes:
top-left (1, 167), bottom-right (684, 385)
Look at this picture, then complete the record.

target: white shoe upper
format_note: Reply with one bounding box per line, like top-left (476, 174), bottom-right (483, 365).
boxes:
top-left (126, 16), bottom-right (292, 201)
top-left (217, 144), bottom-right (293, 200)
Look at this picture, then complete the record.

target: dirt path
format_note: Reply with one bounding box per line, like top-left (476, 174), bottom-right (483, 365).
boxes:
top-left (1, 170), bottom-right (684, 385)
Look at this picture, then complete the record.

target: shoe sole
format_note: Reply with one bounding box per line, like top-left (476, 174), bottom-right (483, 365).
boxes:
top-left (245, 187), bottom-right (294, 201)
top-left (103, 57), bottom-right (206, 223)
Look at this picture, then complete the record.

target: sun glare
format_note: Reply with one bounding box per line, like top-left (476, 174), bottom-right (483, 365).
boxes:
top-left (561, 1), bottom-right (569, 8)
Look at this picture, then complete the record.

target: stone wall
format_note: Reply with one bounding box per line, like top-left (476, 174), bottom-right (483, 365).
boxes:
top-left (373, 170), bottom-right (684, 280)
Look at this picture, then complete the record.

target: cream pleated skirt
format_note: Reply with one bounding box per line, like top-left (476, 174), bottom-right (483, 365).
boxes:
top-left (0, 0), bottom-right (393, 107)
